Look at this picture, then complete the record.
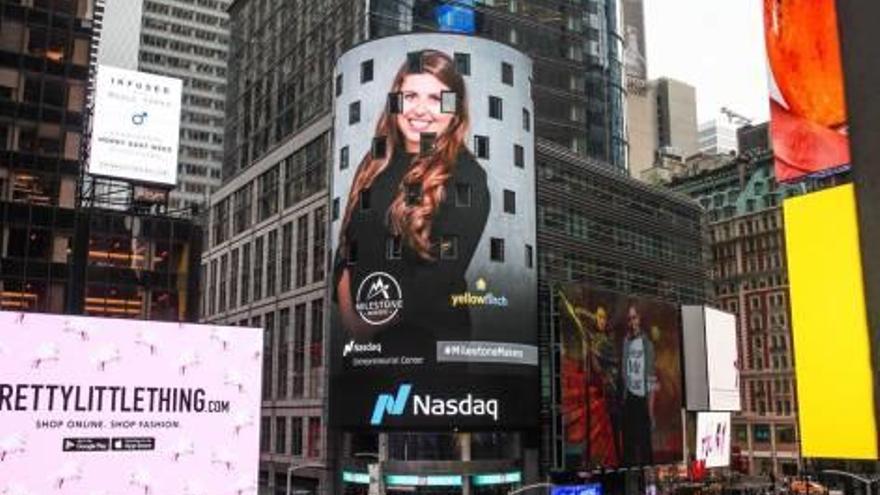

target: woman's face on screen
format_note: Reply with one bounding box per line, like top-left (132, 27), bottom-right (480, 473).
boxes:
top-left (396, 73), bottom-right (454, 153)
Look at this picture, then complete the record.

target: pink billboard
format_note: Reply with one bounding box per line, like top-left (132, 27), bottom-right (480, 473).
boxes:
top-left (0, 311), bottom-right (262, 494)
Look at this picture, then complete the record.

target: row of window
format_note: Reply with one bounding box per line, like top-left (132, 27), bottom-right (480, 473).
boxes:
top-left (346, 94), bottom-right (525, 130)
top-left (214, 134), bottom-right (328, 244)
top-left (244, 302), bottom-right (324, 402)
top-left (339, 136), bottom-right (527, 168)
top-left (338, 56), bottom-right (518, 94)
top-left (205, 207), bottom-right (326, 316)
top-left (260, 415), bottom-right (322, 459)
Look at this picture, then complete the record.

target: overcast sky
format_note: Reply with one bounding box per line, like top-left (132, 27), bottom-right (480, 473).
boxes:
top-left (644, 0), bottom-right (770, 125)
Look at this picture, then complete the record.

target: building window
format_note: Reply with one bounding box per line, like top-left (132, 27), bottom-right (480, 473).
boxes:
top-left (229, 249), bottom-right (239, 310)
top-left (275, 417), bottom-right (286, 454)
top-left (454, 53), bottom-right (470, 75)
top-left (335, 73), bottom-right (343, 97)
top-left (291, 417), bottom-right (303, 456)
top-left (489, 96), bottom-right (503, 120)
top-left (332, 198), bottom-right (340, 220)
top-left (218, 254), bottom-right (228, 313)
top-left (278, 308), bottom-right (290, 399)
top-left (260, 417), bottom-right (270, 453)
top-left (293, 303), bottom-right (306, 397)
top-left (455, 183), bottom-right (471, 207)
top-left (474, 135), bottom-right (489, 159)
top-left (313, 207), bottom-right (326, 282)
top-left (361, 59), bottom-right (374, 83)
top-left (503, 190), bottom-right (516, 214)
top-left (490, 238), bottom-right (505, 262)
top-left (522, 108), bottom-right (530, 132)
top-left (340, 146), bottom-right (349, 170)
top-left (501, 62), bottom-right (513, 85)
top-left (360, 188), bottom-right (372, 211)
top-left (261, 312), bottom-right (274, 399)
top-left (309, 299), bottom-right (324, 398)
top-left (386, 236), bottom-right (402, 260)
top-left (281, 223), bottom-right (293, 292)
top-left (420, 133), bottom-right (436, 156)
top-left (349, 101), bottom-right (360, 125)
top-left (266, 230), bottom-right (277, 298)
top-left (307, 417), bottom-right (322, 458)
top-left (372, 137), bottom-right (387, 158)
top-left (233, 183), bottom-right (253, 234)
top-left (514, 144), bottom-right (525, 168)
top-left (406, 184), bottom-right (422, 206)
top-left (284, 135), bottom-right (328, 208)
top-left (209, 259), bottom-right (217, 315)
top-left (347, 241), bottom-right (359, 264)
top-left (407, 51), bottom-right (422, 72)
top-left (440, 236), bottom-right (458, 260)
top-left (258, 166), bottom-right (279, 221)
top-left (253, 237), bottom-right (264, 301)
top-left (241, 243), bottom-right (251, 305)
top-left (441, 91), bottom-right (457, 113)
top-left (295, 215), bottom-right (309, 288)
top-left (212, 198), bottom-right (229, 246)
top-left (525, 244), bottom-right (534, 268)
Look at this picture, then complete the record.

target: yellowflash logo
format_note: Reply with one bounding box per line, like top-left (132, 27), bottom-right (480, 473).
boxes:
top-left (450, 278), bottom-right (509, 308)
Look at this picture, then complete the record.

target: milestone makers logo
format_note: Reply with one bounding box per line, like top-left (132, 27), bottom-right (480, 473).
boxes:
top-left (355, 272), bottom-right (403, 325)
top-left (450, 277), bottom-right (509, 308)
top-left (369, 384), bottom-right (499, 426)
top-left (342, 340), bottom-right (382, 357)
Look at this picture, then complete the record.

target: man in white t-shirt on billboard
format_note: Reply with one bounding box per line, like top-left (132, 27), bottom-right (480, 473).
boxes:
top-left (621, 303), bottom-right (656, 466)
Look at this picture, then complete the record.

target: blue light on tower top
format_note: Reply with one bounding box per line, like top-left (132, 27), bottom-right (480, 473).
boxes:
top-left (436, 0), bottom-right (476, 34)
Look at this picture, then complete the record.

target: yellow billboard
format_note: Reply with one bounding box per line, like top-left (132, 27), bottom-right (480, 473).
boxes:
top-left (784, 183), bottom-right (877, 459)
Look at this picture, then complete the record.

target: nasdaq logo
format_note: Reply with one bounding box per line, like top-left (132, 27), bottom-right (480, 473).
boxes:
top-left (370, 384), bottom-right (412, 425)
top-left (369, 384), bottom-right (500, 426)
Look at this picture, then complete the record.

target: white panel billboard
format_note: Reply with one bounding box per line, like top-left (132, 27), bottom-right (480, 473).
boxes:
top-left (90, 65), bottom-right (182, 186)
top-left (696, 412), bottom-right (731, 468)
top-left (682, 305), bottom-right (741, 412)
top-left (704, 307), bottom-right (740, 411)
top-left (0, 312), bottom-right (262, 494)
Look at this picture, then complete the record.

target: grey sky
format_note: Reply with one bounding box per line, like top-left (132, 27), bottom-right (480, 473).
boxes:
top-left (644, 0), bottom-right (770, 124)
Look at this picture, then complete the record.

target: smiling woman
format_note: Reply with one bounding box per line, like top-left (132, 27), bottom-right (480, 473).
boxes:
top-left (334, 49), bottom-right (488, 340)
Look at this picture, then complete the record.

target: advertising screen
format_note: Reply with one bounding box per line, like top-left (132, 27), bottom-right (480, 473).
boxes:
top-left (696, 412), bottom-right (731, 468)
top-left (784, 184), bottom-right (878, 459)
top-left (329, 34), bottom-right (538, 430)
top-left (90, 65), bottom-right (182, 186)
top-left (764, 0), bottom-right (850, 182)
top-left (682, 306), bottom-right (741, 412)
top-left (0, 312), bottom-right (262, 493)
top-left (552, 483), bottom-right (603, 495)
top-left (559, 286), bottom-right (683, 468)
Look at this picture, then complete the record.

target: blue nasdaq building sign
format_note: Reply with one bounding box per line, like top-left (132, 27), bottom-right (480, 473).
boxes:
top-left (552, 484), bottom-right (603, 495)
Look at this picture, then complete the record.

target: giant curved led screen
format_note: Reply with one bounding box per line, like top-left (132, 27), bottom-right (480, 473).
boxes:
top-left (328, 34), bottom-right (538, 430)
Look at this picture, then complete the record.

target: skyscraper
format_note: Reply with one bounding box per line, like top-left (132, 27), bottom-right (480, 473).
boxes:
top-left (201, 2), bottom-right (706, 493)
top-left (222, 0), bottom-right (628, 181)
top-left (628, 77), bottom-right (699, 179)
top-left (95, 0), bottom-right (230, 211)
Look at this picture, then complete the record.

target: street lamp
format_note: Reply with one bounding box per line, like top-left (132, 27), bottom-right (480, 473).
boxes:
top-left (286, 462), bottom-right (327, 495)
top-left (507, 483), bottom-right (553, 495)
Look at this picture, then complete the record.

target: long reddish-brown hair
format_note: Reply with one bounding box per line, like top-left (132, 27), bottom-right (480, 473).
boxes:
top-left (340, 50), bottom-right (470, 260)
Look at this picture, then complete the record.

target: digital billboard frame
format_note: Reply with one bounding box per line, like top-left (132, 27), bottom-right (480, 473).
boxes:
top-left (89, 65), bottom-right (183, 187)
top-left (0, 311), bottom-right (263, 494)
top-left (328, 34), bottom-right (539, 431)
top-left (558, 285), bottom-right (684, 469)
